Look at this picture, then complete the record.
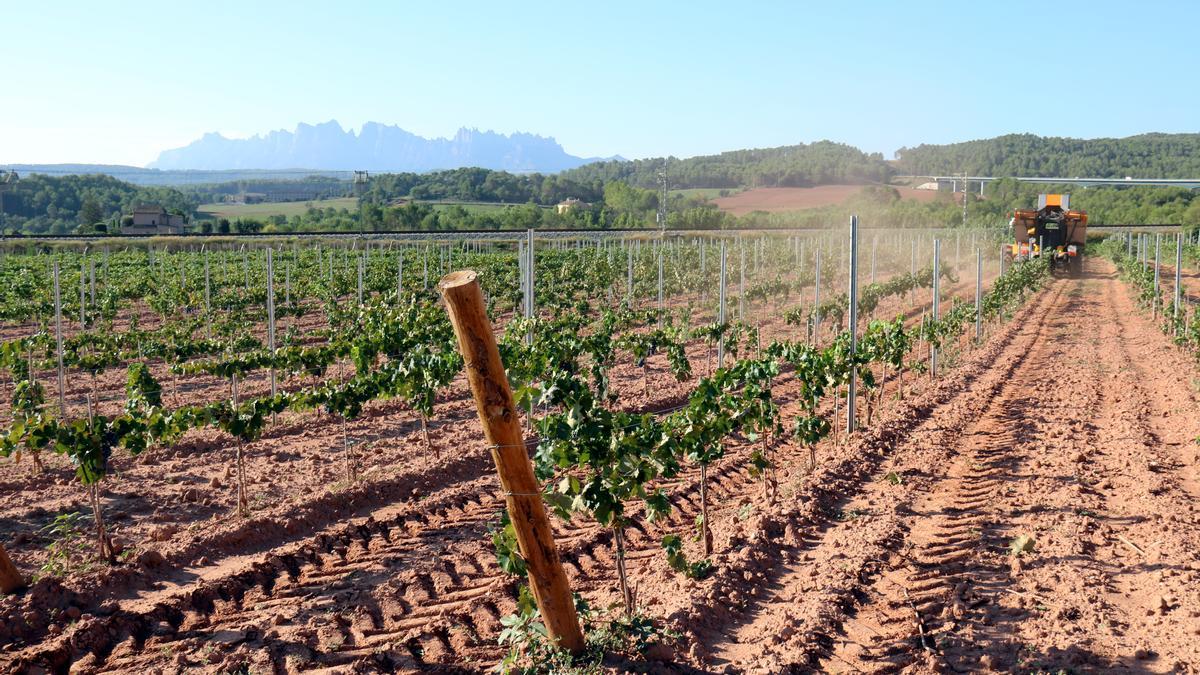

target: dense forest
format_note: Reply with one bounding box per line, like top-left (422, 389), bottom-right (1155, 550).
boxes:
top-left (179, 176), bottom-right (349, 204)
top-left (196, 184), bottom-right (722, 234)
top-left (360, 168), bottom-right (603, 206)
top-left (361, 145), bottom-right (893, 204)
top-left (969, 178), bottom-right (1200, 226)
top-left (0, 174), bottom-right (196, 234)
top-left (895, 133), bottom-right (1200, 179)
top-left (562, 141), bottom-right (892, 189)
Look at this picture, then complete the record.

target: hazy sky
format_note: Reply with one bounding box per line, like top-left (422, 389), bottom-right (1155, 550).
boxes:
top-left (3, 0), bottom-right (1197, 166)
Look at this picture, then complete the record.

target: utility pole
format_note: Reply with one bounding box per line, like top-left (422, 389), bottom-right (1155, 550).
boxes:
top-left (354, 170), bottom-right (369, 237)
top-left (353, 170), bottom-right (369, 198)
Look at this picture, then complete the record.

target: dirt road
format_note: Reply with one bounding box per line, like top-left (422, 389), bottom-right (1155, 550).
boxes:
top-left (703, 259), bottom-right (1200, 673)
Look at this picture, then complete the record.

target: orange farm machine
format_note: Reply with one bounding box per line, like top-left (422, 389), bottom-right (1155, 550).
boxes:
top-left (1009, 193), bottom-right (1087, 273)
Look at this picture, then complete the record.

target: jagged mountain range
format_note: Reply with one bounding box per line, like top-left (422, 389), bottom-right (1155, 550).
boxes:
top-left (148, 120), bottom-right (608, 173)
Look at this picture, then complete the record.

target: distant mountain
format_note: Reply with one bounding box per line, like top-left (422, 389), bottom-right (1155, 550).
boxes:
top-left (149, 120), bottom-right (606, 173)
top-left (0, 164), bottom-right (353, 187)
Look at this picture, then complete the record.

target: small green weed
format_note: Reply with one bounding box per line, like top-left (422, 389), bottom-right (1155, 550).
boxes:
top-left (496, 588), bottom-right (679, 674)
top-left (36, 512), bottom-right (94, 580)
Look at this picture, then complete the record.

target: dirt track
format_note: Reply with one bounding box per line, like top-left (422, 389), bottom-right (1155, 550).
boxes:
top-left (3, 257), bottom-right (1199, 673)
top-left (702, 259), bottom-right (1200, 673)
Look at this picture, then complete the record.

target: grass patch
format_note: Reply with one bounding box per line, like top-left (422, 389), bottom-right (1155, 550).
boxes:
top-left (670, 188), bottom-right (739, 200)
top-left (197, 197), bottom-right (359, 220)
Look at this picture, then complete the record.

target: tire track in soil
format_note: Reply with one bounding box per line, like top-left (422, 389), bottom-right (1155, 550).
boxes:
top-left (1103, 267), bottom-right (1200, 502)
top-left (817, 285), bottom-right (1073, 674)
top-left (1031, 263), bottom-right (1200, 672)
top-left (9, 308), bottom-right (956, 674)
top-left (695, 279), bottom-right (1068, 673)
top-left (4, 387), bottom-right (809, 674)
top-left (136, 461), bottom-right (767, 673)
top-left (0, 259), bottom-right (998, 673)
top-left (815, 260), bottom-right (1200, 673)
top-left (0, 331), bottom-right (737, 654)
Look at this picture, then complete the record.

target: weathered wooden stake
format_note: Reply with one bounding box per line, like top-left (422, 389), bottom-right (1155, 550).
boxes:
top-left (438, 270), bottom-right (585, 655)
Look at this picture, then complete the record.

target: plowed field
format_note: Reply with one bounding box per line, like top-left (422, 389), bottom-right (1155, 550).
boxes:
top-left (3, 258), bottom-right (1199, 674)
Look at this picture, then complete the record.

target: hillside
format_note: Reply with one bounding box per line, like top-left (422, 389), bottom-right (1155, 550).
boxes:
top-left (562, 141), bottom-right (892, 190)
top-left (894, 133), bottom-right (1200, 178)
top-left (0, 174), bottom-right (195, 234)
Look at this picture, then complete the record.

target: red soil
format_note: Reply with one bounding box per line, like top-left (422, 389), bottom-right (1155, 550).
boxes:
top-left (4, 257), bottom-right (1195, 673)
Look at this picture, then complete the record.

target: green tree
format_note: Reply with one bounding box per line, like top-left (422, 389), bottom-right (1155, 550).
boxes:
top-left (79, 196), bottom-right (104, 226)
top-left (1186, 199), bottom-right (1200, 227)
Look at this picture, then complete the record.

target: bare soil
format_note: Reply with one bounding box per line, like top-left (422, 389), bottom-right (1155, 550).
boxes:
top-left (5, 257), bottom-right (1192, 674)
top-left (699, 259), bottom-right (1200, 674)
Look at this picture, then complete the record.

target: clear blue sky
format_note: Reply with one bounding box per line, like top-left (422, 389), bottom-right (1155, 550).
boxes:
top-left (3, 0), bottom-right (1197, 166)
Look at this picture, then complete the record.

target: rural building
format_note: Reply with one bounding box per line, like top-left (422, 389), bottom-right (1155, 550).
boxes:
top-left (556, 197), bottom-right (590, 214)
top-left (122, 205), bottom-right (186, 235)
top-left (263, 190), bottom-right (324, 202)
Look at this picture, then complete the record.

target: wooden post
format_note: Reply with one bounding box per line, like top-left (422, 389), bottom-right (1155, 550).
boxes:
top-left (437, 270), bottom-right (585, 655)
top-left (0, 543), bottom-right (24, 593)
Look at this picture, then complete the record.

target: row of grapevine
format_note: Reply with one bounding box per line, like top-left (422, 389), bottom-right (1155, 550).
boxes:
top-left (0, 227), bottom-right (1004, 614)
top-left (488, 251), bottom-right (1048, 629)
top-left (1100, 233), bottom-right (1200, 355)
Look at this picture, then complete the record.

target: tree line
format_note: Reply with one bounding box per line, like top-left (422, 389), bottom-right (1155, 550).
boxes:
top-left (969, 178), bottom-right (1200, 226)
top-left (0, 174), bottom-right (197, 235)
top-left (6, 132), bottom-right (1200, 236)
top-left (178, 176), bottom-right (349, 204)
top-left (361, 168), bottom-right (604, 206)
top-left (561, 141), bottom-right (892, 189)
top-left (895, 133), bottom-right (1200, 179)
top-left (192, 189), bottom-right (729, 234)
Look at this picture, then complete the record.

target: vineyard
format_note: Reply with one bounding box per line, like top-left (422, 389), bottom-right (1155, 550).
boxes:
top-left (0, 227), bottom-right (1198, 674)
